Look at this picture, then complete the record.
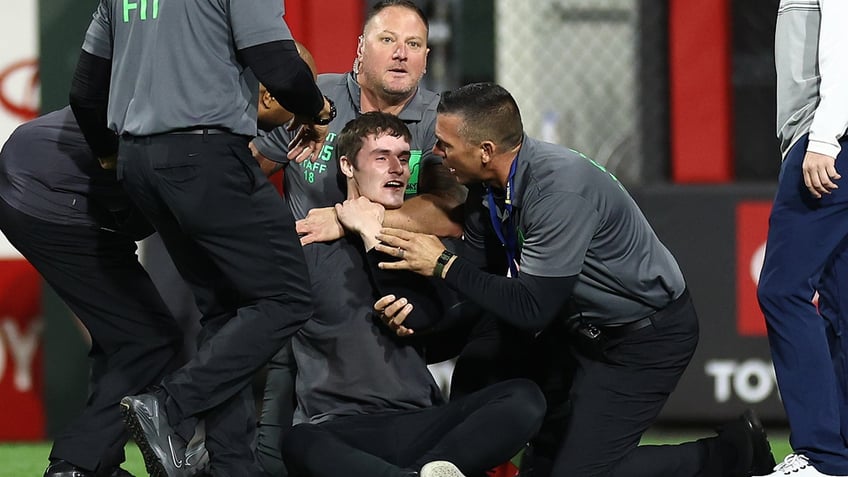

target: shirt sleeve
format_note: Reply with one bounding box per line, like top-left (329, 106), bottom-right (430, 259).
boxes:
top-left (444, 257), bottom-right (578, 332)
top-left (253, 126), bottom-right (296, 164)
top-left (518, 192), bottom-right (599, 278)
top-left (229, 0), bottom-right (293, 49)
top-left (81, 0), bottom-right (113, 59)
top-left (807, 0), bottom-right (848, 158)
top-left (364, 249), bottom-right (446, 332)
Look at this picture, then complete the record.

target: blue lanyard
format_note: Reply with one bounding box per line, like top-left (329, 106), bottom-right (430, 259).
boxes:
top-left (486, 155), bottom-right (519, 277)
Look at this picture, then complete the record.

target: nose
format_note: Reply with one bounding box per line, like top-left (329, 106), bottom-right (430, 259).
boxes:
top-left (392, 43), bottom-right (407, 60)
top-left (388, 155), bottom-right (404, 174)
top-left (432, 143), bottom-right (444, 158)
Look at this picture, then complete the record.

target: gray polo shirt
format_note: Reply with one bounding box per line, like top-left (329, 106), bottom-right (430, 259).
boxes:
top-left (81, 0), bottom-right (293, 136)
top-left (293, 237), bottom-right (443, 424)
top-left (467, 136), bottom-right (685, 325)
top-left (252, 72), bottom-right (440, 219)
top-left (0, 106), bottom-right (128, 227)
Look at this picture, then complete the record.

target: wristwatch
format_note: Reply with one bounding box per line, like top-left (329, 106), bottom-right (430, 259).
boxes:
top-left (433, 249), bottom-right (455, 278)
top-left (313, 96), bottom-right (336, 125)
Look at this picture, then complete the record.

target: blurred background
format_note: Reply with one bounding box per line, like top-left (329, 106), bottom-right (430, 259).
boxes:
top-left (0, 0), bottom-right (784, 443)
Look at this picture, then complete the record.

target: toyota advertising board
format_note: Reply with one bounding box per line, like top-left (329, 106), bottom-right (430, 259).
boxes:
top-left (631, 185), bottom-right (785, 423)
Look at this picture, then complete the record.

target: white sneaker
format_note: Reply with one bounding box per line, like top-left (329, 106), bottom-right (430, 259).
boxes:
top-left (762, 454), bottom-right (848, 477)
top-left (419, 461), bottom-right (466, 477)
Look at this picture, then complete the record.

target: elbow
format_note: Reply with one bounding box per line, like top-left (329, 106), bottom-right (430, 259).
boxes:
top-left (438, 220), bottom-right (464, 239)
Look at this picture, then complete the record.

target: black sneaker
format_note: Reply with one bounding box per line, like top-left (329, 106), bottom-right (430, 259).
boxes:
top-left (96, 467), bottom-right (135, 477)
top-left (43, 460), bottom-right (95, 477)
top-left (741, 409), bottom-right (777, 476)
top-left (184, 421), bottom-right (209, 473)
top-left (121, 393), bottom-right (201, 477)
top-left (44, 460), bottom-right (135, 477)
top-left (716, 409), bottom-right (776, 476)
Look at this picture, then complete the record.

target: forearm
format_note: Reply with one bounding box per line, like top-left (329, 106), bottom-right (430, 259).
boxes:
top-left (249, 141), bottom-right (285, 177)
top-left (442, 256), bottom-right (577, 332)
top-left (69, 50), bottom-right (117, 158)
top-left (384, 194), bottom-right (463, 238)
top-left (238, 40), bottom-right (323, 118)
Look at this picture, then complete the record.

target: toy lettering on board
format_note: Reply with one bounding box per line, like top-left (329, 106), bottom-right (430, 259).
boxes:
top-left (0, 317), bottom-right (43, 392)
top-left (705, 359), bottom-right (778, 404)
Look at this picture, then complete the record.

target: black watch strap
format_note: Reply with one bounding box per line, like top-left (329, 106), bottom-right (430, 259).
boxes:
top-left (314, 96), bottom-right (336, 125)
top-left (433, 250), bottom-right (455, 278)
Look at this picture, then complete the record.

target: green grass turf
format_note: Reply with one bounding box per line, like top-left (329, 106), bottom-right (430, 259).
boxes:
top-left (0, 443), bottom-right (146, 477)
top-left (0, 430), bottom-right (792, 476)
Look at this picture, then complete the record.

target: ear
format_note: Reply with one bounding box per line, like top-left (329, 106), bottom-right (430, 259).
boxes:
top-left (480, 141), bottom-right (496, 165)
top-left (340, 155), bottom-right (355, 179)
top-left (260, 90), bottom-right (275, 109)
top-left (340, 155), bottom-right (361, 199)
top-left (356, 35), bottom-right (365, 60)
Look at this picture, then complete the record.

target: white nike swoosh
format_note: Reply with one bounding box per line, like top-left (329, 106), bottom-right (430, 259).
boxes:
top-left (168, 435), bottom-right (183, 468)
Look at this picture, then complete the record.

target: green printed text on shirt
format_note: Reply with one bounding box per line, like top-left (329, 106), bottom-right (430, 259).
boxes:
top-left (574, 149), bottom-right (625, 191)
top-left (123, 0), bottom-right (159, 22)
top-left (405, 150), bottom-right (422, 196)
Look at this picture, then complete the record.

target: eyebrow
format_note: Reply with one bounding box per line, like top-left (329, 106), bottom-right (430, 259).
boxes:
top-left (371, 148), bottom-right (411, 156)
top-left (377, 30), bottom-right (426, 42)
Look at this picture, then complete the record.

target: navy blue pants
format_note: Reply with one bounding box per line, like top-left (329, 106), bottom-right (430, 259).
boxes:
top-left (758, 135), bottom-right (848, 475)
top-left (118, 132), bottom-right (313, 476)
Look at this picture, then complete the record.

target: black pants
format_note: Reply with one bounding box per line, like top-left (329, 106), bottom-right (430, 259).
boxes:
top-left (0, 198), bottom-right (183, 472)
top-left (118, 133), bottom-right (313, 476)
top-left (281, 379), bottom-right (545, 477)
top-left (257, 343), bottom-right (297, 477)
top-left (256, 307), bottom-right (504, 477)
top-left (542, 293), bottom-right (715, 477)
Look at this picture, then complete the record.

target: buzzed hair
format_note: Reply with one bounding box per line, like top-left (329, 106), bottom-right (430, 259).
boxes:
top-left (336, 111), bottom-right (412, 168)
top-left (364, 0), bottom-right (429, 35)
top-left (437, 82), bottom-right (524, 150)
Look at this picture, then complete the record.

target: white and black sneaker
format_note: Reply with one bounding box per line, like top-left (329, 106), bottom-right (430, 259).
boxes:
top-left (764, 454), bottom-right (848, 477)
top-left (420, 461), bottom-right (466, 477)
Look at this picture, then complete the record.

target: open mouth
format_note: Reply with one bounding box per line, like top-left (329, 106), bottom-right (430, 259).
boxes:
top-left (384, 180), bottom-right (406, 189)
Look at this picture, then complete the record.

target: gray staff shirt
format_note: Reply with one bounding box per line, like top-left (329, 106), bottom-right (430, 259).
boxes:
top-left (0, 106), bottom-right (127, 227)
top-left (252, 72), bottom-right (440, 219)
top-left (465, 136), bottom-right (686, 325)
top-left (292, 238), bottom-right (444, 425)
top-left (81, 0), bottom-right (294, 136)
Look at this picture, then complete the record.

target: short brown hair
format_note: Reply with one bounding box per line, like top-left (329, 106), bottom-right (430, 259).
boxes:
top-left (336, 111), bottom-right (412, 168)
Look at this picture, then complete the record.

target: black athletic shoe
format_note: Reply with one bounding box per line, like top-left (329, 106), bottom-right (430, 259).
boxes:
top-left (44, 460), bottom-right (95, 477)
top-left (716, 409), bottom-right (776, 476)
top-left (120, 393), bottom-right (206, 477)
top-left (44, 460), bottom-right (136, 477)
top-left (741, 409), bottom-right (777, 476)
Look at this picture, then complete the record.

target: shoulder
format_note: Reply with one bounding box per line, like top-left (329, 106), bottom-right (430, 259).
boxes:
top-left (415, 87), bottom-right (440, 110)
top-left (318, 73), bottom-right (352, 103)
top-left (318, 73), bottom-right (348, 90)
